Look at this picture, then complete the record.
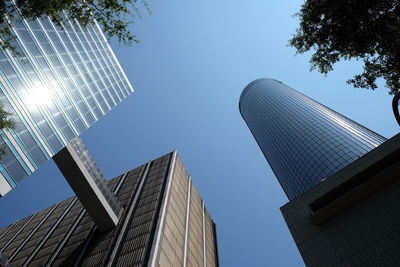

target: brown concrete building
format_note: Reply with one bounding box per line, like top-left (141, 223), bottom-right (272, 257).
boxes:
top-left (0, 151), bottom-right (219, 267)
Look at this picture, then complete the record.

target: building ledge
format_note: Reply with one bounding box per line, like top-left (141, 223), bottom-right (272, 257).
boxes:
top-left (307, 133), bottom-right (400, 224)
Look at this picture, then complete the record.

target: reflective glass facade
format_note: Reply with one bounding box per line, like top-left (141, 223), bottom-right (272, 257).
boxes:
top-left (239, 78), bottom-right (387, 200)
top-left (0, 14), bottom-right (133, 195)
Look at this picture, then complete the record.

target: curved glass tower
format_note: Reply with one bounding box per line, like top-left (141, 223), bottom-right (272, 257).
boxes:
top-left (239, 78), bottom-right (387, 200)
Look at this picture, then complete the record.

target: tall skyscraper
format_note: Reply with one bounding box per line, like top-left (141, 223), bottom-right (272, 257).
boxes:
top-left (0, 151), bottom-right (219, 266)
top-left (0, 12), bottom-right (133, 195)
top-left (239, 78), bottom-right (386, 199)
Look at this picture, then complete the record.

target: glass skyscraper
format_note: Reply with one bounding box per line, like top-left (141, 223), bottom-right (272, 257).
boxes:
top-left (0, 13), bottom-right (133, 196)
top-left (239, 78), bottom-right (387, 200)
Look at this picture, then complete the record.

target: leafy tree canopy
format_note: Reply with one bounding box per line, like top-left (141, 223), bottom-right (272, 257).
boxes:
top-left (1, 0), bottom-right (149, 50)
top-left (290, 0), bottom-right (400, 94)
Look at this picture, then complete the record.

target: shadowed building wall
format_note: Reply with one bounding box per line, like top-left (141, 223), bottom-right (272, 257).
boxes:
top-left (239, 78), bottom-right (386, 199)
top-left (281, 133), bottom-right (400, 266)
top-left (0, 151), bottom-right (219, 267)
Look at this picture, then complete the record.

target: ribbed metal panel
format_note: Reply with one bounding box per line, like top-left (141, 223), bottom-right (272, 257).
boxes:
top-left (1, 205), bottom-right (54, 258)
top-left (0, 222), bottom-right (14, 240)
top-left (113, 154), bottom-right (171, 267)
top-left (0, 152), bottom-right (219, 267)
top-left (49, 178), bottom-right (121, 266)
top-left (10, 198), bottom-right (73, 265)
top-left (79, 166), bottom-right (145, 266)
top-left (27, 197), bottom-right (82, 266)
top-left (0, 216), bottom-right (34, 250)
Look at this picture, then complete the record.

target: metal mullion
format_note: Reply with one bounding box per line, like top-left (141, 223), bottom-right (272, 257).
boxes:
top-left (93, 45), bottom-right (128, 100)
top-left (74, 23), bottom-right (120, 106)
top-left (24, 19), bottom-right (80, 138)
top-left (0, 76), bottom-right (54, 157)
top-left (147, 151), bottom-right (178, 267)
top-left (89, 24), bottom-right (126, 95)
top-left (63, 15), bottom-right (111, 113)
top-left (0, 171), bottom-right (13, 195)
top-left (1, 130), bottom-right (35, 173)
top-left (0, 58), bottom-right (46, 168)
top-left (7, 23), bottom-right (69, 145)
top-left (93, 60), bottom-right (129, 102)
top-left (182, 177), bottom-right (192, 267)
top-left (45, 20), bottom-right (97, 126)
top-left (90, 24), bottom-right (132, 98)
top-left (87, 34), bottom-right (128, 100)
top-left (5, 129), bottom-right (39, 170)
top-left (97, 47), bottom-right (130, 99)
top-left (57, 14), bottom-right (107, 117)
top-left (13, 22), bottom-right (72, 126)
top-left (88, 60), bottom-right (126, 103)
top-left (69, 25), bottom-right (116, 110)
top-left (0, 67), bottom-right (38, 171)
top-left (86, 35), bottom-right (124, 105)
top-left (0, 43), bottom-right (58, 155)
top-left (38, 28), bottom-right (90, 131)
top-left (35, 18), bottom-right (91, 129)
top-left (0, 76), bottom-right (50, 159)
top-left (0, 158), bottom-right (22, 189)
top-left (85, 25), bottom-right (126, 103)
top-left (4, 49), bottom-right (69, 146)
top-left (9, 203), bottom-right (59, 260)
top-left (113, 171), bottom-right (130, 194)
top-left (93, 21), bottom-right (134, 93)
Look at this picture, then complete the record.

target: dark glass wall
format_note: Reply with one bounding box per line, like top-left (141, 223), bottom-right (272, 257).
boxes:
top-left (239, 78), bottom-right (387, 200)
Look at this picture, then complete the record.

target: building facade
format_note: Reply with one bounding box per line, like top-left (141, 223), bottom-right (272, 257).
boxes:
top-left (239, 78), bottom-right (386, 199)
top-left (0, 151), bottom-right (219, 266)
top-left (0, 12), bottom-right (133, 195)
top-left (281, 133), bottom-right (400, 266)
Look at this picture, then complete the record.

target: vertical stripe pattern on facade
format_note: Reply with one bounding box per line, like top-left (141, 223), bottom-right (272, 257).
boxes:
top-left (0, 12), bottom-right (133, 195)
top-left (0, 152), bottom-right (218, 266)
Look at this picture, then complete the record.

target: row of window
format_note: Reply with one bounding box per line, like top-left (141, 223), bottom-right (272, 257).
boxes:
top-left (0, 14), bottom-right (132, 186)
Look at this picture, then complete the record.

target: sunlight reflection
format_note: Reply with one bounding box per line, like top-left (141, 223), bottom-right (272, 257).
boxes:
top-left (24, 83), bottom-right (53, 109)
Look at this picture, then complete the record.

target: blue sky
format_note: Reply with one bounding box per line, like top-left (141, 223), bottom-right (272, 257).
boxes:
top-left (0, 1), bottom-right (398, 266)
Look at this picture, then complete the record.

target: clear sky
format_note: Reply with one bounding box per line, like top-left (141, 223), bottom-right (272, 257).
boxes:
top-left (0, 1), bottom-right (398, 266)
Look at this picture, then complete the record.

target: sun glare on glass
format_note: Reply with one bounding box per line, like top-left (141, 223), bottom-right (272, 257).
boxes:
top-left (25, 83), bottom-right (53, 109)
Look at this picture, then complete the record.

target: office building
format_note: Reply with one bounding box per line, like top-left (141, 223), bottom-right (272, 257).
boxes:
top-left (240, 78), bottom-right (400, 265)
top-left (239, 78), bottom-right (386, 199)
top-left (0, 11), bottom-right (133, 196)
top-left (281, 133), bottom-right (400, 266)
top-left (0, 151), bottom-right (219, 267)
